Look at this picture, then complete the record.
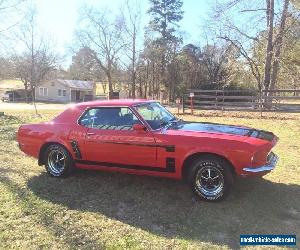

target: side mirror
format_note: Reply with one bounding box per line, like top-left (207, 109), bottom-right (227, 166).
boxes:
top-left (132, 124), bottom-right (147, 132)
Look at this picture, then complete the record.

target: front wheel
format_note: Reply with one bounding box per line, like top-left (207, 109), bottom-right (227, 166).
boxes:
top-left (187, 155), bottom-right (233, 201)
top-left (45, 144), bottom-right (74, 177)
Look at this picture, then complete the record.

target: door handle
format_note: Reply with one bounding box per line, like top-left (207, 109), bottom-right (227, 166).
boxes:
top-left (87, 132), bottom-right (96, 136)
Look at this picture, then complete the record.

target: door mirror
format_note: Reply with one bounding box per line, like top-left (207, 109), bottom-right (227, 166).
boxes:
top-left (132, 124), bottom-right (147, 132)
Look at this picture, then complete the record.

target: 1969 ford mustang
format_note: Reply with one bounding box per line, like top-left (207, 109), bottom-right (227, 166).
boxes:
top-left (17, 100), bottom-right (279, 201)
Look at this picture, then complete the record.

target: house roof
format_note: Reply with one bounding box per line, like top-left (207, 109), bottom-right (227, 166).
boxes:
top-left (56, 79), bottom-right (94, 90)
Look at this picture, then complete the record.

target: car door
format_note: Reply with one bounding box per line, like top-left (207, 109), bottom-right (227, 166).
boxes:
top-left (79, 107), bottom-right (157, 168)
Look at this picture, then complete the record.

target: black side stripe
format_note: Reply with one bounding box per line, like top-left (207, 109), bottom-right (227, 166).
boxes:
top-left (75, 159), bottom-right (176, 173)
top-left (89, 140), bottom-right (175, 152)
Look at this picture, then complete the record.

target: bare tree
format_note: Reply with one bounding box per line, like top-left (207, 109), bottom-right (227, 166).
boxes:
top-left (210, 0), bottom-right (294, 104)
top-left (68, 47), bottom-right (104, 81)
top-left (76, 7), bottom-right (126, 98)
top-left (0, 0), bottom-right (27, 50)
top-left (219, 35), bottom-right (263, 90)
top-left (269, 0), bottom-right (290, 90)
top-left (0, 0), bottom-right (27, 32)
top-left (12, 7), bottom-right (58, 114)
top-left (121, 0), bottom-right (142, 98)
top-left (264, 0), bottom-right (275, 91)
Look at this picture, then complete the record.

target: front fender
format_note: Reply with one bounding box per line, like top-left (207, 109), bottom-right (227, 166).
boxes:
top-left (179, 146), bottom-right (253, 177)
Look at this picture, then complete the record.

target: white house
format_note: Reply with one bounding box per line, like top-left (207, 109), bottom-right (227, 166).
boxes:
top-left (35, 79), bottom-right (96, 103)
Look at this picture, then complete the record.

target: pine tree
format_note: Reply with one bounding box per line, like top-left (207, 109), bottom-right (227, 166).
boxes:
top-left (147, 0), bottom-right (184, 96)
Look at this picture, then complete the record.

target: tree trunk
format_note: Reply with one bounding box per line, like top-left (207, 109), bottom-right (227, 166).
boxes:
top-left (107, 71), bottom-right (113, 98)
top-left (144, 60), bottom-right (149, 98)
top-left (151, 62), bottom-right (155, 98)
top-left (269, 0), bottom-right (290, 92)
top-left (264, 0), bottom-right (274, 92)
top-left (30, 84), bottom-right (38, 115)
top-left (23, 80), bottom-right (29, 103)
top-left (138, 70), bottom-right (143, 98)
top-left (131, 27), bottom-right (136, 99)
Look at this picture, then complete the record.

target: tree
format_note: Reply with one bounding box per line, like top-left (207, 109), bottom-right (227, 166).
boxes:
top-left (147, 0), bottom-right (184, 98)
top-left (200, 43), bottom-right (237, 88)
top-left (69, 47), bottom-right (103, 81)
top-left (210, 0), bottom-right (296, 104)
top-left (121, 0), bottom-right (142, 98)
top-left (0, 57), bottom-right (13, 79)
top-left (0, 0), bottom-right (27, 78)
top-left (0, 0), bottom-right (27, 39)
top-left (76, 7), bottom-right (126, 97)
top-left (263, 0), bottom-right (275, 91)
top-left (13, 7), bottom-right (58, 113)
top-left (252, 15), bottom-right (300, 89)
top-left (269, 0), bottom-right (290, 91)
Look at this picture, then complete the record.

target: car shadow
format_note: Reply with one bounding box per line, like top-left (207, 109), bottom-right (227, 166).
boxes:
top-left (27, 170), bottom-right (300, 249)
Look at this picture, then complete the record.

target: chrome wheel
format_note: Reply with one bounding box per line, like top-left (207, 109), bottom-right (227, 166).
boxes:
top-left (47, 149), bottom-right (66, 176)
top-left (195, 164), bottom-right (224, 197)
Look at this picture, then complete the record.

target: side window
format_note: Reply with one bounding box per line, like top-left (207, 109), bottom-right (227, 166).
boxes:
top-left (79, 107), bottom-right (141, 130)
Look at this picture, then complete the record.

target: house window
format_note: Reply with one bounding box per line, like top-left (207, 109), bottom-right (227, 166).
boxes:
top-left (58, 89), bottom-right (67, 97)
top-left (39, 87), bottom-right (48, 96)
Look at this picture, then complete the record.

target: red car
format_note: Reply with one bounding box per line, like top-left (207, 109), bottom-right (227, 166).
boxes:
top-left (17, 100), bottom-right (279, 201)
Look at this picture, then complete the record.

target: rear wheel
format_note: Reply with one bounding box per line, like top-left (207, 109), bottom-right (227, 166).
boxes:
top-left (44, 144), bottom-right (74, 177)
top-left (187, 155), bottom-right (233, 201)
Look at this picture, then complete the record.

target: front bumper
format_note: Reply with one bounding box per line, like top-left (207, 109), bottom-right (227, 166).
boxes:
top-left (243, 152), bottom-right (279, 173)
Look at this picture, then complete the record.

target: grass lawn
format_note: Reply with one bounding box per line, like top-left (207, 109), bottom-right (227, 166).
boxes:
top-left (0, 109), bottom-right (299, 249)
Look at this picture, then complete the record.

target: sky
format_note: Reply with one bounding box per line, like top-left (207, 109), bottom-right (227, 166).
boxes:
top-left (33, 0), bottom-right (212, 66)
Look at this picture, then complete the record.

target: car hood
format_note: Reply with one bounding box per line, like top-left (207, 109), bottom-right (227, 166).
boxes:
top-left (167, 121), bottom-right (276, 142)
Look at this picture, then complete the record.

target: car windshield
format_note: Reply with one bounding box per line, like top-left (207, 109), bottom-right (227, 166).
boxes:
top-left (134, 102), bottom-right (177, 130)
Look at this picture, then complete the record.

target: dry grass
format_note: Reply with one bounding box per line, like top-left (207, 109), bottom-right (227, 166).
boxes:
top-left (0, 109), bottom-right (299, 249)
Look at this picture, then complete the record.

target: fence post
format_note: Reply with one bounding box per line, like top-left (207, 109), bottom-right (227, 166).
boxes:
top-left (176, 98), bottom-right (180, 115)
top-left (222, 89), bottom-right (225, 115)
top-left (259, 90), bottom-right (263, 118)
top-left (215, 90), bottom-right (217, 109)
top-left (189, 92), bottom-right (194, 115)
top-left (190, 96), bottom-right (194, 115)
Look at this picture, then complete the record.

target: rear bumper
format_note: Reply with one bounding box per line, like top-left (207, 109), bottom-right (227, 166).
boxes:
top-left (242, 153), bottom-right (279, 176)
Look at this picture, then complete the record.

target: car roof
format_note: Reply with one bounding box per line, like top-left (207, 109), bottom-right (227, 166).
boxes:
top-left (75, 99), bottom-right (156, 108)
top-left (52, 99), bottom-right (157, 124)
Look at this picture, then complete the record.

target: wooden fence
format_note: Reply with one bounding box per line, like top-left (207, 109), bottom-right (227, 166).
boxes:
top-left (182, 89), bottom-right (300, 113)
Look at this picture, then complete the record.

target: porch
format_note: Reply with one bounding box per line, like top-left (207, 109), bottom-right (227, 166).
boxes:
top-left (70, 89), bottom-right (94, 102)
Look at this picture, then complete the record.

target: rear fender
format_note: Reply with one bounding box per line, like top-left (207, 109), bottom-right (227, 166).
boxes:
top-left (38, 138), bottom-right (74, 166)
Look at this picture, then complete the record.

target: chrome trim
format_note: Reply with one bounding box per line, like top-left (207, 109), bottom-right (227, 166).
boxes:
top-left (243, 153), bottom-right (279, 173)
